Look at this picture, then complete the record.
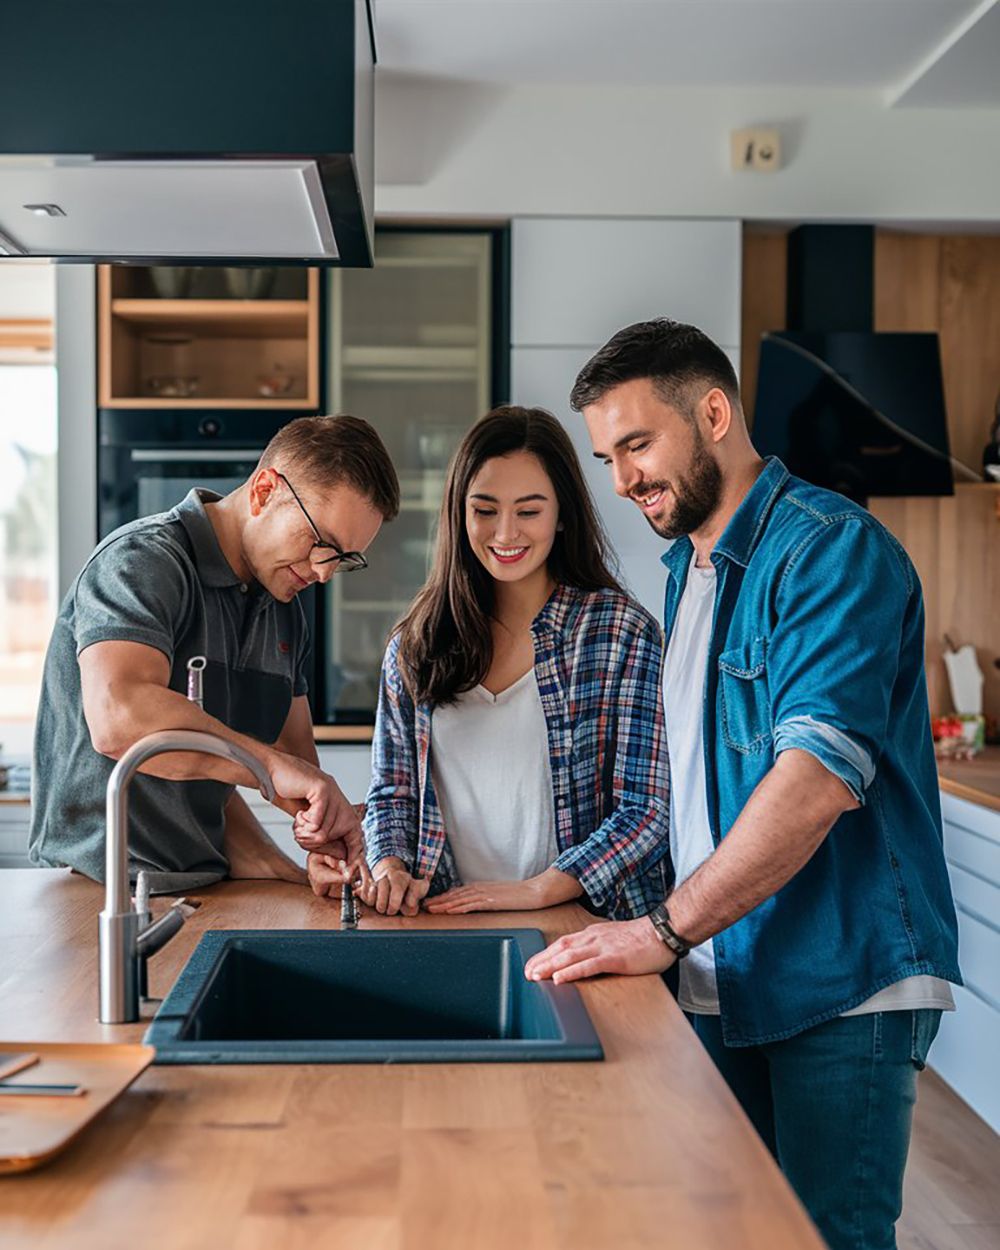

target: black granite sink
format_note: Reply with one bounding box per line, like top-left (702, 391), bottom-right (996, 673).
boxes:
top-left (145, 928), bottom-right (604, 1064)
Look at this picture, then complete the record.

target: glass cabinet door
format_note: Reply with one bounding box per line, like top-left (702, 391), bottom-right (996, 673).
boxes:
top-left (324, 232), bottom-right (494, 721)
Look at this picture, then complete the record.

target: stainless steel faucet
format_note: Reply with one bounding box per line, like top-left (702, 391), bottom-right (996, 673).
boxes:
top-left (98, 729), bottom-right (275, 1024)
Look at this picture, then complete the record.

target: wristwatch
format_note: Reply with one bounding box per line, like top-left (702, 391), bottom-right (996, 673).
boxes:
top-left (648, 902), bottom-right (692, 959)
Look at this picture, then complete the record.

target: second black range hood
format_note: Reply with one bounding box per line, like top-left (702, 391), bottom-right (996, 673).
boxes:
top-left (0, 0), bottom-right (375, 266)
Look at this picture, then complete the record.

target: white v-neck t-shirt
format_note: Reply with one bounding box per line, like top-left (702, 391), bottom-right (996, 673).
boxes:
top-left (663, 559), bottom-right (954, 1019)
top-left (430, 668), bottom-right (558, 882)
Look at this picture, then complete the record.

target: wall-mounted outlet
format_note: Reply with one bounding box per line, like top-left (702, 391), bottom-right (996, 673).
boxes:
top-left (730, 128), bottom-right (782, 172)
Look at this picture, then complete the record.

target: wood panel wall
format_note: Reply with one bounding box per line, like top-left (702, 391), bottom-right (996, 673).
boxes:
top-left (868, 487), bottom-right (1000, 719)
top-left (741, 227), bottom-right (1000, 719)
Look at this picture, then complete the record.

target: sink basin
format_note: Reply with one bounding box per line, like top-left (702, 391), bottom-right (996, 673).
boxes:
top-left (144, 929), bottom-right (604, 1064)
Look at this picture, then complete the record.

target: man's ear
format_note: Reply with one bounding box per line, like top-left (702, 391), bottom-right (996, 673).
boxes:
top-left (248, 467), bottom-right (280, 517)
top-left (701, 387), bottom-right (733, 445)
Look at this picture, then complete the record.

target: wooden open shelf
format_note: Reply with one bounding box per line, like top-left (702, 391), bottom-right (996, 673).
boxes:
top-left (97, 267), bottom-right (320, 409)
top-left (109, 299), bottom-right (310, 339)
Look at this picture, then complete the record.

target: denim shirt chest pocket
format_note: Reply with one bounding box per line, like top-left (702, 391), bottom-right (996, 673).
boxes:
top-left (718, 635), bottom-right (773, 754)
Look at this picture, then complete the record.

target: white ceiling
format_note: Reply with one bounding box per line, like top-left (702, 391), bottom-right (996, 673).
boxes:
top-left (374, 0), bottom-right (999, 104)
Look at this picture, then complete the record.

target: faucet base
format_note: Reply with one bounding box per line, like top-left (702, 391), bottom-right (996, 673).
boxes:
top-left (98, 909), bottom-right (141, 1023)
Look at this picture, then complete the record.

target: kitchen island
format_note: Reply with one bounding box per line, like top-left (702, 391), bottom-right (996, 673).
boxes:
top-left (0, 870), bottom-right (823, 1250)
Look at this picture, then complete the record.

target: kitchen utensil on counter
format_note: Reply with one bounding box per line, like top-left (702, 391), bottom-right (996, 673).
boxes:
top-left (937, 637), bottom-right (986, 757)
top-left (0, 1083), bottom-right (86, 1097)
top-left (0, 1052), bottom-right (39, 1081)
top-left (0, 1043), bottom-right (154, 1173)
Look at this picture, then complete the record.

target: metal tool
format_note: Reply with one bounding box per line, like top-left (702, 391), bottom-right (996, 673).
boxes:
top-left (341, 866), bottom-right (359, 930)
top-left (0, 1083), bottom-right (86, 1097)
top-left (186, 655), bottom-right (207, 708)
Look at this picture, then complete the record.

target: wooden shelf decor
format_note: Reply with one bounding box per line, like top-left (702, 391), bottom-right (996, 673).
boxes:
top-left (97, 267), bottom-right (320, 410)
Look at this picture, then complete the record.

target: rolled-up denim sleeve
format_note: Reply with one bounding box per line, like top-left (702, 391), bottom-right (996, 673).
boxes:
top-left (363, 635), bottom-right (420, 868)
top-left (769, 518), bottom-right (915, 803)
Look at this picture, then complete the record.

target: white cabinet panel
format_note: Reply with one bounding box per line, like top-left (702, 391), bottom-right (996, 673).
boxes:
top-left (932, 790), bottom-right (1000, 1131)
top-left (317, 744), bottom-right (373, 804)
top-left (930, 984), bottom-right (1000, 1135)
top-left (943, 821), bottom-right (1000, 889)
top-left (956, 908), bottom-right (1000, 1007)
top-left (512, 218), bottom-right (741, 349)
top-left (940, 791), bottom-right (1000, 845)
top-left (512, 346), bottom-right (668, 622)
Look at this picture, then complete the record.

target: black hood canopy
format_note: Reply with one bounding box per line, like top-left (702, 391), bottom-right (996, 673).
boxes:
top-left (0, 0), bottom-right (375, 266)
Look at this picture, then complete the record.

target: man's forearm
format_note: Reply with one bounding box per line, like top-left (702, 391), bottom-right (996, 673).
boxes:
top-left (667, 749), bottom-right (858, 946)
top-left (93, 680), bottom-right (280, 787)
top-left (223, 791), bottom-right (307, 884)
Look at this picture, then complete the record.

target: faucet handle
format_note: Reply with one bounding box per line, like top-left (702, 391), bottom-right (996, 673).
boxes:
top-left (134, 870), bottom-right (151, 917)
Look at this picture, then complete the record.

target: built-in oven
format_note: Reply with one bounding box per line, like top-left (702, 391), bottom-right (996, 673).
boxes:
top-left (97, 410), bottom-right (296, 538)
top-left (97, 408), bottom-right (322, 713)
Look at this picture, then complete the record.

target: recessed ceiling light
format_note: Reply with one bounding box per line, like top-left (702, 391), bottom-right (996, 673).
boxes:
top-left (23, 203), bottom-right (66, 217)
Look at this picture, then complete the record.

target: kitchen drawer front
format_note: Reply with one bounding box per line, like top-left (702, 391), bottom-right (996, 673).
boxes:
top-left (511, 218), bottom-right (741, 348)
top-left (943, 821), bottom-right (1000, 888)
top-left (940, 791), bottom-right (1000, 846)
top-left (929, 984), bottom-right (1000, 1135)
top-left (955, 908), bottom-right (1000, 1009)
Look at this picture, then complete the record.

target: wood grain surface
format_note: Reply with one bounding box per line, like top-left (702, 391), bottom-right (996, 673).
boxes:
top-left (0, 870), bottom-right (824, 1250)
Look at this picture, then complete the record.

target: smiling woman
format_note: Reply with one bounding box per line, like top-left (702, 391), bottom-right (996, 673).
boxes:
top-left (325, 406), bottom-right (673, 923)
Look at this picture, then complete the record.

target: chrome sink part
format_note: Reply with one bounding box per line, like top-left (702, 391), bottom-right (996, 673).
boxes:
top-left (98, 730), bottom-right (274, 1024)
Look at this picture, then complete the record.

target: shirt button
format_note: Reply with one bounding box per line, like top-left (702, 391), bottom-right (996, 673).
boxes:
top-left (240, 583), bottom-right (249, 594)
top-left (557, 797), bottom-right (567, 808)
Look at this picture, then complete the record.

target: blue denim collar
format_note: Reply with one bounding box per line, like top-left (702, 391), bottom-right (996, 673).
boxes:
top-left (659, 457), bottom-right (789, 577)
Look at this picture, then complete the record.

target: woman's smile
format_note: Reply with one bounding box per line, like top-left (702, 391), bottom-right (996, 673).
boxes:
top-left (489, 544), bottom-right (529, 564)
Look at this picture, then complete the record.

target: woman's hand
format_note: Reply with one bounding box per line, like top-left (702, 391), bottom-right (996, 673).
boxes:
top-left (424, 867), bottom-right (583, 915)
top-left (424, 879), bottom-right (544, 914)
top-left (354, 856), bottom-right (430, 916)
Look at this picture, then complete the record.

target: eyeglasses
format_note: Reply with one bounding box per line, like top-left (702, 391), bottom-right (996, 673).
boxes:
top-left (276, 472), bottom-right (369, 572)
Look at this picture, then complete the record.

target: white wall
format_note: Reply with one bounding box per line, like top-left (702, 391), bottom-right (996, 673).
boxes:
top-left (375, 80), bottom-right (1000, 223)
top-left (0, 261), bottom-right (54, 318)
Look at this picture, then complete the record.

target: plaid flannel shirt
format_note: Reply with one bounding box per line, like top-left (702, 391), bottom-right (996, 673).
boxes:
top-left (364, 583), bottom-right (673, 919)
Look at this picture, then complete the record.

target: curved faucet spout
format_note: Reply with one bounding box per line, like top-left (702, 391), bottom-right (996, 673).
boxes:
top-left (100, 729), bottom-right (275, 1023)
top-left (105, 730), bottom-right (274, 914)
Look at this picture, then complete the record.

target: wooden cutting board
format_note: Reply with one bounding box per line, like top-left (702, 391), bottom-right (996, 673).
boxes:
top-left (0, 1042), bottom-right (154, 1174)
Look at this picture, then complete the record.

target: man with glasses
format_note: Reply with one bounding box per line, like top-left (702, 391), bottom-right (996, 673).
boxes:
top-left (30, 415), bottom-right (399, 893)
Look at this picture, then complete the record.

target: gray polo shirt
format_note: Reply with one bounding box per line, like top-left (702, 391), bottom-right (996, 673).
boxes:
top-left (29, 489), bottom-right (310, 887)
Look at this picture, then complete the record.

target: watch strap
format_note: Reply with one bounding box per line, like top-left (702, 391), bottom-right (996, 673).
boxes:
top-left (649, 903), bottom-right (692, 959)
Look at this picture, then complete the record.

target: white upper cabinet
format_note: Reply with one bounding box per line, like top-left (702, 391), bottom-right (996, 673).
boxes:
top-left (511, 218), bottom-right (741, 349)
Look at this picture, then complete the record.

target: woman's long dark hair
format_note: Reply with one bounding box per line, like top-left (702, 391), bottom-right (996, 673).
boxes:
top-left (396, 405), bottom-right (621, 706)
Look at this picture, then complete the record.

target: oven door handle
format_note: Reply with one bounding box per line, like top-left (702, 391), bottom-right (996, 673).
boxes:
top-left (129, 449), bottom-right (263, 463)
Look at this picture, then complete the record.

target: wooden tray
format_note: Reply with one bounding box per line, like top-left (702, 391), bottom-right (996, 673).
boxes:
top-left (0, 1043), bottom-right (154, 1174)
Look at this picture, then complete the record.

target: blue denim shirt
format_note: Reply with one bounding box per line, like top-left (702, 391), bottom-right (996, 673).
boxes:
top-left (662, 458), bottom-right (961, 1046)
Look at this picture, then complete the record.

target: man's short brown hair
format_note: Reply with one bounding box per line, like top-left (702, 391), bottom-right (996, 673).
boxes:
top-left (259, 414), bottom-right (400, 521)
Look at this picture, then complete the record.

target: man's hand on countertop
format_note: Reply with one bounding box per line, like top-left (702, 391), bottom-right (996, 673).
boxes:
top-left (524, 916), bottom-right (676, 984)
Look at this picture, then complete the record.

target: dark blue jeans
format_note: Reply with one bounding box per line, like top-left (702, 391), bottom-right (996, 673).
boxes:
top-left (688, 1009), bottom-right (942, 1250)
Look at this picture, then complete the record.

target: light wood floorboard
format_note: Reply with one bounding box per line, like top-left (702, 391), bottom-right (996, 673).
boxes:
top-left (899, 1070), bottom-right (1000, 1250)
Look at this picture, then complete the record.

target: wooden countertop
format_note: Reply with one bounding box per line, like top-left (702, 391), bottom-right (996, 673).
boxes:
top-left (0, 870), bottom-right (823, 1250)
top-left (937, 745), bottom-right (1000, 815)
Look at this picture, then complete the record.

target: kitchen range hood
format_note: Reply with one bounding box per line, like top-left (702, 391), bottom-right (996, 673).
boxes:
top-left (0, 0), bottom-right (375, 266)
top-left (752, 225), bottom-right (967, 502)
